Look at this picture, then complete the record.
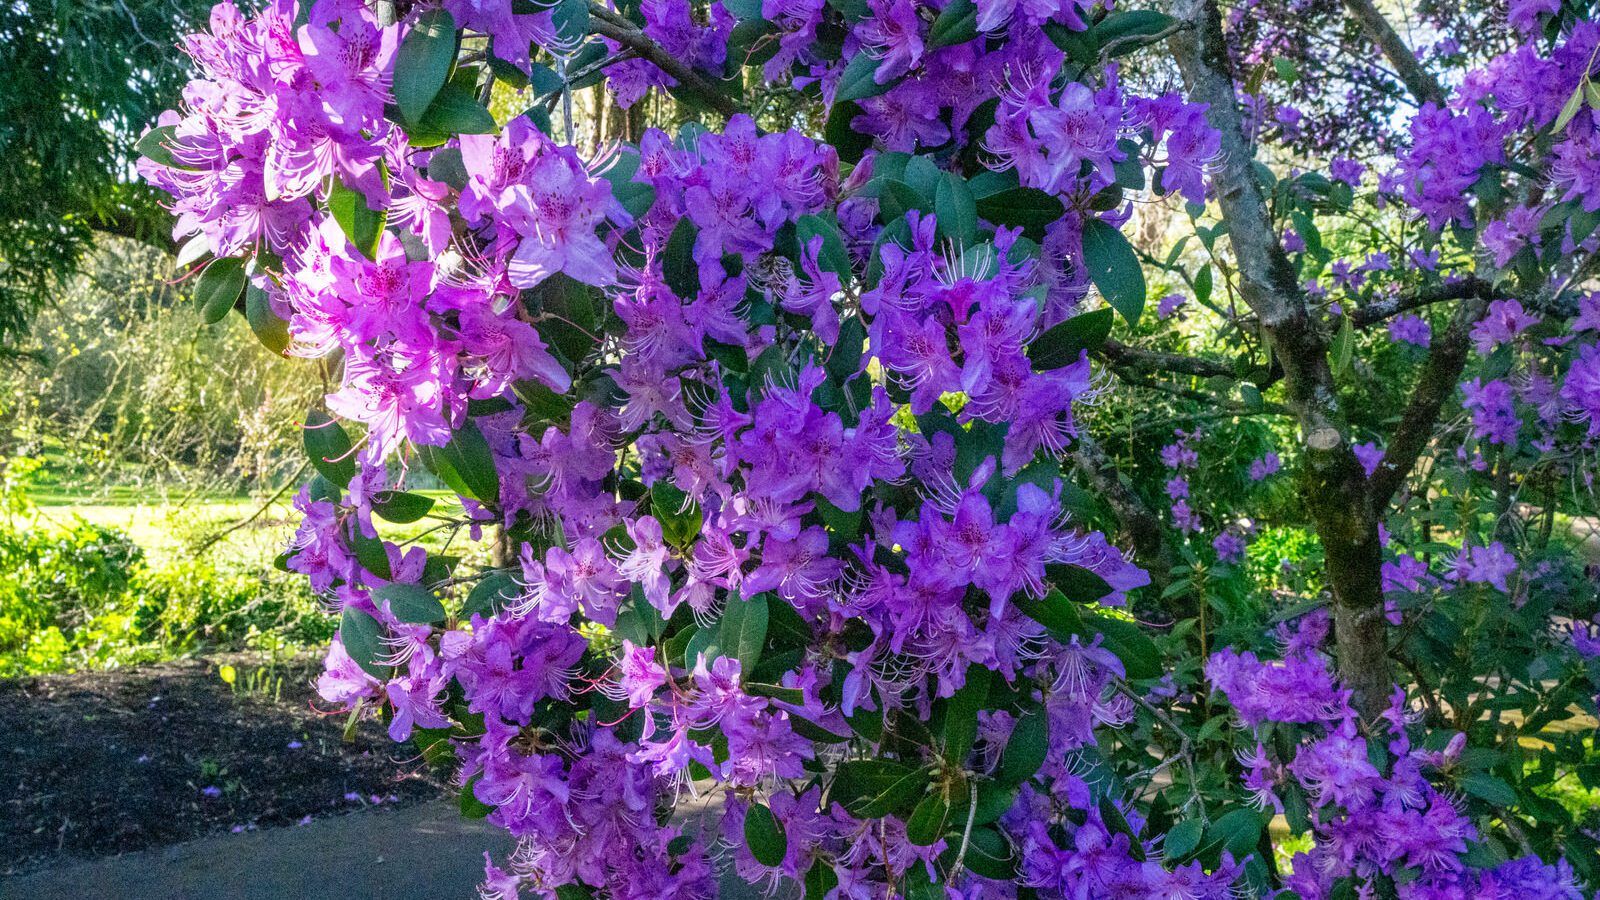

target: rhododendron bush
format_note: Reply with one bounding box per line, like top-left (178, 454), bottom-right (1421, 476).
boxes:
top-left (136, 0), bottom-right (1600, 895)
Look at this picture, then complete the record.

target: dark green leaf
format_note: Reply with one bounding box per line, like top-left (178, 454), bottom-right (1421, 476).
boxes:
top-left (664, 218), bottom-right (701, 297)
top-left (196, 257), bottom-right (247, 325)
top-left (1000, 712), bottom-right (1048, 784)
top-left (371, 490), bottom-right (436, 524)
top-left (244, 283), bottom-right (290, 354)
top-left (135, 124), bottom-right (194, 171)
top-left (796, 214), bottom-right (853, 278)
top-left (393, 8), bottom-right (457, 125)
top-left (1081, 219), bottom-right (1145, 325)
top-left (1461, 774), bottom-right (1518, 808)
top-left (942, 666), bottom-right (991, 762)
top-left (303, 409), bottom-right (357, 487)
top-left (462, 570), bottom-right (519, 618)
top-left (373, 582), bottom-right (447, 624)
top-left (835, 52), bottom-right (890, 102)
top-left (906, 793), bottom-right (949, 846)
top-left (651, 480), bottom-right (703, 549)
top-left (1028, 307), bottom-right (1112, 369)
top-left (1165, 819), bottom-right (1204, 859)
top-left (934, 173), bottom-right (978, 247)
top-left (327, 179), bottom-right (387, 259)
top-left (744, 801), bottom-right (788, 866)
top-left (837, 760), bottom-right (927, 817)
top-left (975, 187), bottom-right (1065, 230)
top-left (720, 593), bottom-right (770, 674)
top-left (339, 607), bottom-right (387, 678)
top-left (414, 82), bottom-right (497, 142)
top-left (929, 0), bottom-right (977, 47)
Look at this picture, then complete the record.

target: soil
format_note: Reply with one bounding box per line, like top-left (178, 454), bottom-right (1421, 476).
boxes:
top-left (0, 655), bottom-right (448, 876)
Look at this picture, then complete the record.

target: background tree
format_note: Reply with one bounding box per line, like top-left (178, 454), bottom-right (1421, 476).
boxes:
top-left (0, 0), bottom-right (210, 355)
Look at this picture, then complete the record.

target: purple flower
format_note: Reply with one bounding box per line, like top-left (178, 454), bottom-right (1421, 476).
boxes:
top-left (1248, 452), bottom-right (1281, 481)
top-left (1454, 542), bottom-right (1517, 592)
top-left (1461, 377), bottom-right (1520, 444)
top-left (1156, 293), bottom-right (1187, 319)
top-left (1388, 314), bottom-right (1432, 347)
top-left (1470, 299), bottom-right (1538, 353)
top-left (1353, 441), bottom-right (1384, 478)
top-left (1212, 531), bottom-right (1247, 564)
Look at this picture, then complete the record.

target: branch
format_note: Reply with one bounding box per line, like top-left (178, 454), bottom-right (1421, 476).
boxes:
top-left (586, 5), bottom-right (740, 118)
top-left (1097, 339), bottom-right (1239, 379)
top-left (1170, 0), bottom-right (1389, 720)
top-left (1349, 278), bottom-right (1496, 329)
top-left (1342, 0), bottom-right (1447, 107)
top-left (1367, 295), bottom-right (1490, 506)
top-left (1106, 365), bottom-right (1292, 417)
top-left (1068, 429), bottom-right (1191, 615)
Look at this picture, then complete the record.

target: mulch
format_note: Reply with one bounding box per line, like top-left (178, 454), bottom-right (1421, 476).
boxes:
top-left (0, 655), bottom-right (448, 876)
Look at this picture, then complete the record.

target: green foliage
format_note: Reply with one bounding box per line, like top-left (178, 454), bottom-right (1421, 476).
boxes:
top-left (0, 0), bottom-right (212, 354)
top-left (0, 459), bottom-right (330, 676)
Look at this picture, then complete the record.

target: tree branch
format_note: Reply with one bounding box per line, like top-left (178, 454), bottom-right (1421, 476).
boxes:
top-left (587, 5), bottom-right (740, 118)
top-left (1170, 0), bottom-right (1389, 719)
top-left (1068, 429), bottom-right (1191, 616)
top-left (1367, 294), bottom-right (1490, 506)
top-left (1342, 0), bottom-right (1447, 107)
top-left (1349, 278), bottom-right (1497, 328)
top-left (1097, 338), bottom-right (1239, 379)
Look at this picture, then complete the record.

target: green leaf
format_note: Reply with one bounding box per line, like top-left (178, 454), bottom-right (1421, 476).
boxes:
top-left (824, 100), bottom-right (873, 165)
top-left (422, 420), bottom-right (501, 503)
top-left (941, 666), bottom-right (991, 762)
top-left (744, 802), bottom-right (788, 866)
top-left (1273, 57), bottom-right (1299, 84)
top-left (929, 0), bottom-right (977, 47)
top-left (598, 150), bottom-right (658, 220)
top-left (135, 124), bottom-right (194, 170)
top-left (196, 257), bottom-right (247, 325)
top-left (373, 582), bottom-right (447, 624)
top-left (664, 218), bottom-right (701, 297)
top-left (371, 490), bottom-right (436, 524)
top-left (339, 607), bottom-right (387, 678)
top-left (327, 179), bottom-right (387, 260)
top-left (1012, 587), bottom-right (1086, 635)
top-left (1330, 315), bottom-right (1354, 376)
top-left (1461, 774), bottom-right (1519, 808)
top-left (1083, 612), bottom-right (1163, 680)
top-left (1204, 808), bottom-right (1266, 864)
top-left (1094, 9), bottom-right (1178, 56)
top-left (796, 214), bottom-right (853, 278)
top-left (975, 187), bottom-right (1065, 231)
top-left (651, 480), bottom-right (703, 549)
top-left (906, 793), bottom-right (949, 846)
top-left (804, 859), bottom-right (839, 899)
top-left (934, 173), bottom-right (979, 247)
top-left (244, 283), bottom-right (290, 354)
top-left (1000, 712), bottom-right (1048, 784)
top-left (835, 52), bottom-right (890, 102)
top-left (414, 82), bottom-right (497, 142)
top-left (719, 593), bottom-right (770, 674)
top-left (972, 781), bottom-right (1019, 825)
top-left (462, 570), bottom-right (519, 618)
top-left (1081, 219), bottom-right (1146, 325)
top-left (1555, 85), bottom-right (1584, 133)
top-left (1028, 307), bottom-right (1112, 369)
top-left (838, 760), bottom-right (928, 817)
top-left (393, 8), bottom-right (457, 125)
top-left (960, 826), bottom-right (1015, 880)
top-left (1165, 819), bottom-right (1204, 859)
top-left (303, 409), bottom-right (357, 487)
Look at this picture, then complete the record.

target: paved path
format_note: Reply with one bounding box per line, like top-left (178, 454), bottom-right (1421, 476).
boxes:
top-left (0, 802), bottom-right (513, 900)
top-left (1, 797), bottom-right (782, 900)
